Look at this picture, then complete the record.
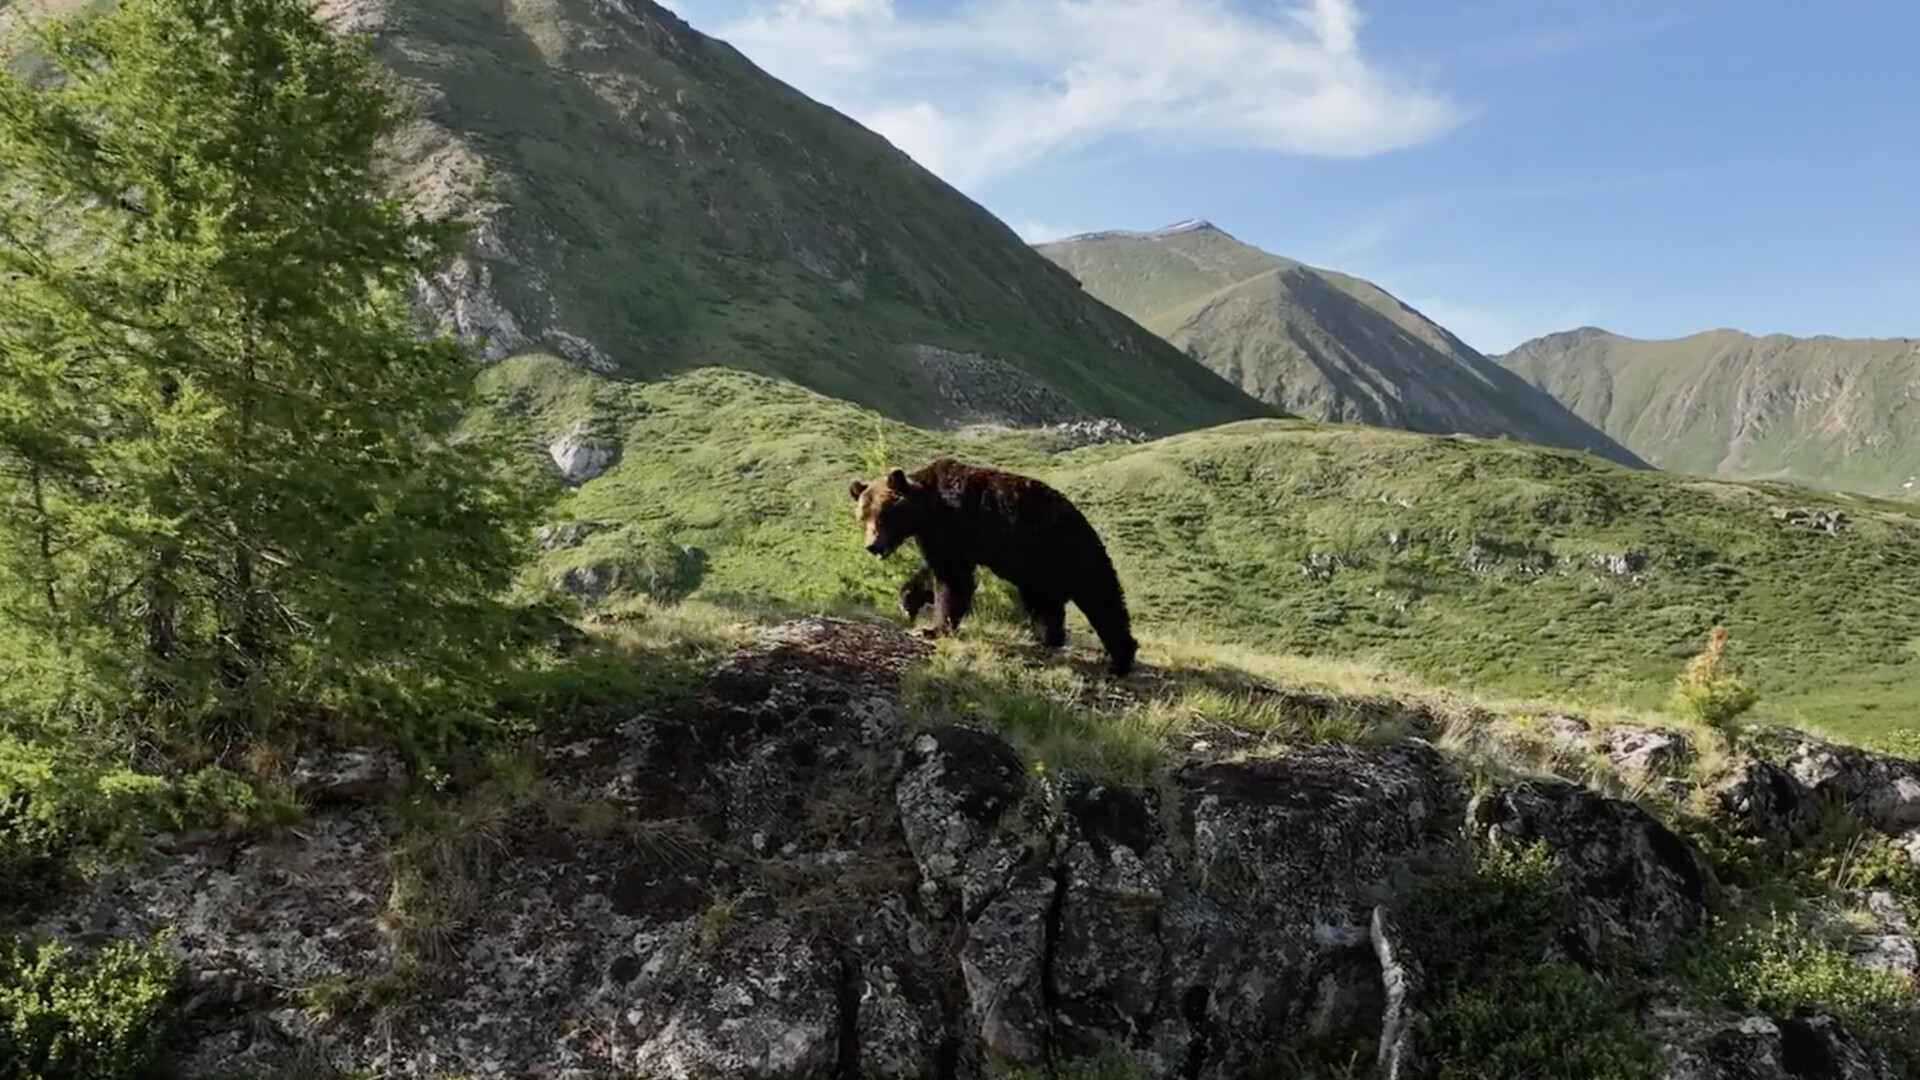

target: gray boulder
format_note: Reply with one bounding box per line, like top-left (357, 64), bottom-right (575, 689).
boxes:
top-left (1652, 1007), bottom-right (1899, 1080)
top-left (548, 432), bottom-right (619, 484)
top-left (1785, 738), bottom-right (1920, 835)
top-left (1471, 777), bottom-right (1713, 971)
top-left (1712, 757), bottom-right (1819, 840)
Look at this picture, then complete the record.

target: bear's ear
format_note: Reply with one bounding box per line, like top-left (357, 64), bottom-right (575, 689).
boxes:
top-left (848, 479), bottom-right (868, 501)
top-left (886, 468), bottom-right (910, 493)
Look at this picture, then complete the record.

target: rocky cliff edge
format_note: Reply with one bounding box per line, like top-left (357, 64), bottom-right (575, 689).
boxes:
top-left (16, 618), bottom-right (1920, 1079)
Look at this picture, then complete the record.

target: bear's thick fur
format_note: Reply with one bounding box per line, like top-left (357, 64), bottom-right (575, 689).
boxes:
top-left (898, 564), bottom-right (936, 624)
top-left (850, 457), bottom-right (1138, 676)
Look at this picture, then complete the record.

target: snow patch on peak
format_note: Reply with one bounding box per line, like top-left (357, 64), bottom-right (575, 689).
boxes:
top-left (1046, 218), bottom-right (1229, 246)
top-left (1151, 218), bottom-right (1217, 237)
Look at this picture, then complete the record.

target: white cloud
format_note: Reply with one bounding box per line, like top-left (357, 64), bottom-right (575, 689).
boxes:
top-left (1402, 294), bottom-right (1599, 355)
top-left (708, 0), bottom-right (1463, 191)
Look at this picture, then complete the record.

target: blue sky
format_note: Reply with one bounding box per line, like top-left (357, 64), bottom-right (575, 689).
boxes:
top-left (665, 0), bottom-right (1917, 353)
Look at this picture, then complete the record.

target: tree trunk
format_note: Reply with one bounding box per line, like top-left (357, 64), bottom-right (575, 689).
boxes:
top-left (141, 547), bottom-right (180, 701)
top-left (142, 374), bottom-right (183, 705)
top-left (222, 333), bottom-right (267, 698)
top-left (27, 462), bottom-right (61, 628)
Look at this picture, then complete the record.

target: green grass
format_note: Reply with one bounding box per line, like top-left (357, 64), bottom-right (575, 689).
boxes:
top-left (1499, 327), bottom-right (1920, 496)
top-left (479, 357), bottom-right (1920, 748)
top-left (1034, 223), bottom-right (1645, 467)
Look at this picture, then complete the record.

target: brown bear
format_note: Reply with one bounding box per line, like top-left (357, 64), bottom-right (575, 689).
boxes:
top-left (849, 456), bottom-right (1138, 676)
top-left (898, 563), bottom-right (936, 624)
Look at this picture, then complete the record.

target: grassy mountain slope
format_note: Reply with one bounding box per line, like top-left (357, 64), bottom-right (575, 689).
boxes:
top-left (478, 357), bottom-right (1920, 748)
top-left (1499, 327), bottom-right (1920, 495)
top-left (1034, 222), bottom-right (1646, 466)
top-left (0, 0), bottom-right (1273, 437)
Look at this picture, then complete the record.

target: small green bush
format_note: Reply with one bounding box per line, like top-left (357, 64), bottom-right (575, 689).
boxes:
top-left (0, 934), bottom-right (179, 1080)
top-left (1403, 839), bottom-right (1661, 1080)
top-left (1, 735), bottom-right (294, 858)
top-left (1401, 839), bottom-right (1562, 978)
top-left (1666, 626), bottom-right (1758, 734)
top-left (1424, 962), bottom-right (1662, 1080)
top-left (1679, 909), bottom-right (1920, 1073)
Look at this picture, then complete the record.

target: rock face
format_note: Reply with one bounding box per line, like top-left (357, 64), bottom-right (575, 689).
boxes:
top-left (1652, 1008), bottom-right (1902, 1080)
top-left (1852, 889), bottom-right (1919, 985)
top-left (1532, 715), bottom-right (1694, 780)
top-left (1713, 758), bottom-right (1820, 840)
top-left (1784, 736), bottom-right (1920, 836)
top-left (1472, 778), bottom-right (1712, 972)
top-left (1719, 726), bottom-right (1920, 865)
top-left (895, 728), bottom-right (1467, 1077)
top-left (14, 620), bottom-right (1918, 1078)
top-left (548, 432), bottom-right (620, 484)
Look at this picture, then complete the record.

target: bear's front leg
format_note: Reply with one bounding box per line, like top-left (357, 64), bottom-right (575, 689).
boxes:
top-left (898, 565), bottom-right (936, 624)
top-left (933, 565), bottom-right (977, 635)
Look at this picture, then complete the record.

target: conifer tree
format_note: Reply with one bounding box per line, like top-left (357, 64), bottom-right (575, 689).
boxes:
top-left (0, 0), bottom-right (540, 746)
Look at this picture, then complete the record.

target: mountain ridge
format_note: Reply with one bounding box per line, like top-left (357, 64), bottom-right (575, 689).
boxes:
top-left (1499, 325), bottom-right (1920, 494)
top-left (1034, 222), bottom-right (1649, 468)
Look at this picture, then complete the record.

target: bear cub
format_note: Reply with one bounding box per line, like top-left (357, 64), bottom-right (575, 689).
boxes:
top-left (850, 456), bottom-right (1138, 676)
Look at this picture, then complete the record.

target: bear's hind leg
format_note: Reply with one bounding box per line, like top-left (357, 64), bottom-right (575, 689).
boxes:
top-left (1017, 585), bottom-right (1067, 649)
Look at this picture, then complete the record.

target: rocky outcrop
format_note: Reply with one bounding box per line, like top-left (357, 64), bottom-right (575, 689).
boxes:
top-left (1783, 736), bottom-right (1920, 837)
top-left (895, 728), bottom-right (1468, 1076)
top-left (1471, 779), bottom-right (1712, 972)
top-left (549, 431), bottom-right (620, 484)
top-left (1772, 507), bottom-right (1850, 536)
top-left (1652, 1007), bottom-right (1902, 1080)
top-left (1712, 757), bottom-right (1821, 840)
top-left (1531, 714), bottom-right (1695, 780)
top-left (1852, 889), bottom-right (1919, 985)
top-left (1711, 726), bottom-right (1920, 864)
top-left (14, 620), bottom-right (1918, 1078)
top-left (902, 344), bottom-right (1093, 429)
top-left (534, 520), bottom-right (607, 551)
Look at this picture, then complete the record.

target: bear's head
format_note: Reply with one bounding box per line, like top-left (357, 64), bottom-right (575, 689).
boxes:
top-left (849, 468), bottom-right (925, 557)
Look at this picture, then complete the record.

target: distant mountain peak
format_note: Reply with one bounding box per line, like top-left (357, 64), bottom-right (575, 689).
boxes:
top-left (1496, 324), bottom-right (1920, 493)
top-left (1509, 326), bottom-right (1618, 354)
top-left (1048, 219), bottom-right (1233, 245)
top-left (1033, 227), bottom-right (1647, 469)
top-left (1151, 218), bottom-right (1220, 238)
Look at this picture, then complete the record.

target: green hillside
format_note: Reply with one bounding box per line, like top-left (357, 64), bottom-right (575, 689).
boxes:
top-left (1034, 222), bottom-right (1646, 466)
top-left (483, 357), bottom-right (1920, 748)
top-left (1499, 327), bottom-right (1920, 495)
top-left (0, 0), bottom-right (1273, 437)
